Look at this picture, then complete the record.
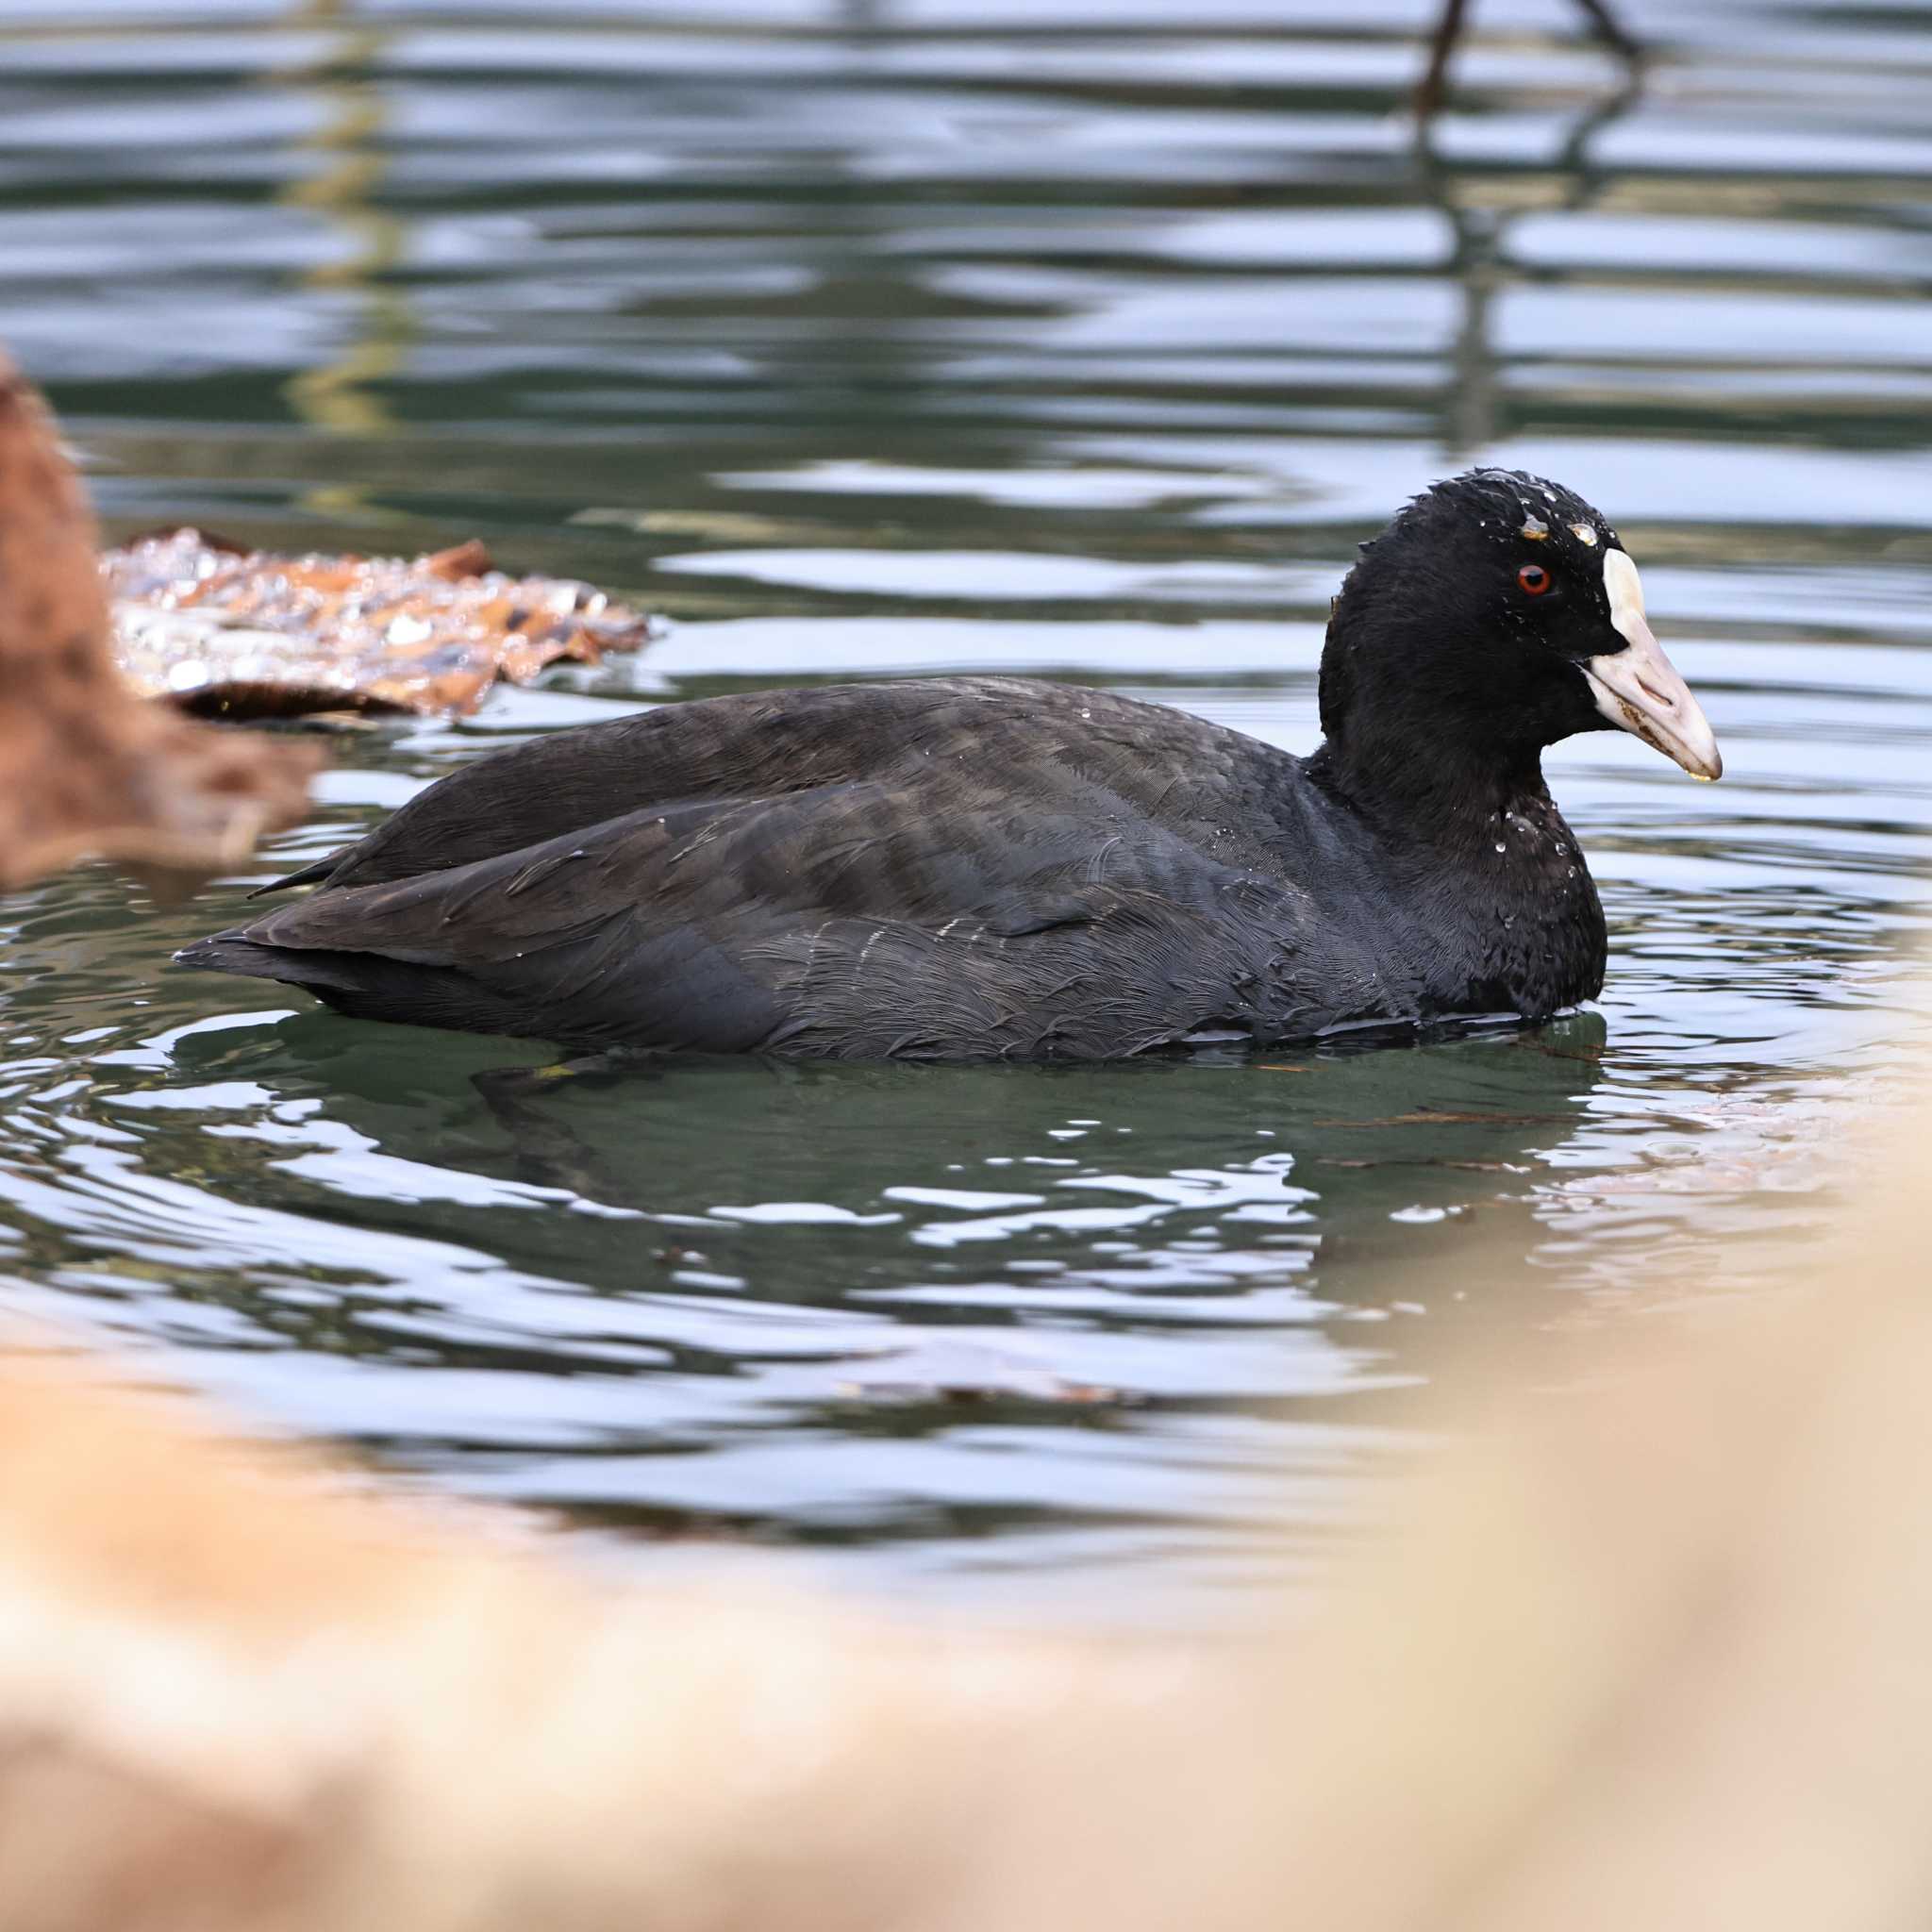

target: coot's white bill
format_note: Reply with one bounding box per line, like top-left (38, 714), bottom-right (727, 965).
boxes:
top-left (1586, 548), bottom-right (1723, 781)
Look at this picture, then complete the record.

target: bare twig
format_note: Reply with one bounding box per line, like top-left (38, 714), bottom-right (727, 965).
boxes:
top-left (1416, 0), bottom-right (1641, 120)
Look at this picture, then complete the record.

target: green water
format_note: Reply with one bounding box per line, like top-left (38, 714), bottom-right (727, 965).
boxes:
top-left (2, 0), bottom-right (1929, 1611)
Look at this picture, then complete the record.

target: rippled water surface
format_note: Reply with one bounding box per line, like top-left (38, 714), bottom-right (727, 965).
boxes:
top-left (3, 0), bottom-right (1930, 1610)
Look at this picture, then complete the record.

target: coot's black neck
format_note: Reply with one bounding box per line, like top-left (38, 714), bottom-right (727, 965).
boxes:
top-left (1301, 732), bottom-right (1607, 1022)
top-left (1303, 730), bottom-right (1551, 852)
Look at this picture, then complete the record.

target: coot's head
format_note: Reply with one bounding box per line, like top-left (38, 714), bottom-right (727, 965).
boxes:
top-left (1320, 469), bottom-right (1721, 805)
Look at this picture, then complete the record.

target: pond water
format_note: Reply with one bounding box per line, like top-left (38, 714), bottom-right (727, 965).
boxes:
top-left (2, 0), bottom-right (1929, 1615)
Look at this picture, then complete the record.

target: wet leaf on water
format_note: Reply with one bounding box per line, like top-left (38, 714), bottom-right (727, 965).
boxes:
top-left (838, 1377), bottom-right (1129, 1408)
top-left (103, 527), bottom-right (663, 720)
top-left (1313, 1109), bottom-right (1577, 1129)
top-left (0, 354), bottom-right (318, 899)
top-left (836, 1342), bottom-right (1133, 1409)
top-left (1319, 1158), bottom-right (1532, 1173)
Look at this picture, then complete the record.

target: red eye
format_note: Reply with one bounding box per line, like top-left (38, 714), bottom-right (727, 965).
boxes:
top-left (1517, 563), bottom-right (1552, 596)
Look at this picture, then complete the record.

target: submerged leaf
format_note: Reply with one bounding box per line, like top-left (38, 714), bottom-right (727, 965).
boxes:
top-left (0, 356), bottom-right (317, 898)
top-left (104, 528), bottom-right (662, 719)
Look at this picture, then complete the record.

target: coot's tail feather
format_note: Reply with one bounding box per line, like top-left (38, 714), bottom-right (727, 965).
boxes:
top-left (244, 854), bottom-right (340, 899)
top-left (175, 933), bottom-right (347, 987)
top-left (173, 936), bottom-right (536, 1037)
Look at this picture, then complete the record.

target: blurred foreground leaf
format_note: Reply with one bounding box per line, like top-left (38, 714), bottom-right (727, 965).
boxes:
top-left (0, 357), bottom-right (318, 899)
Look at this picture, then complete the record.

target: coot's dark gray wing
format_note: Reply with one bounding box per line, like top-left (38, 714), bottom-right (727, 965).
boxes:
top-left (256, 676), bottom-right (1299, 897)
top-left (181, 772), bottom-right (1386, 1058)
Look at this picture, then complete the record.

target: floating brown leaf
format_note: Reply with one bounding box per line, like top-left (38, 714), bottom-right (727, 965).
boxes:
top-left (1318, 1157), bottom-right (1529, 1173)
top-left (1313, 1109), bottom-right (1577, 1129)
top-left (104, 527), bottom-right (661, 719)
top-left (835, 1341), bottom-right (1131, 1409)
top-left (0, 356), bottom-right (318, 898)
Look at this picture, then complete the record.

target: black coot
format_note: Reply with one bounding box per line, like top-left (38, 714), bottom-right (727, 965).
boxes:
top-left (176, 471), bottom-right (1721, 1059)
